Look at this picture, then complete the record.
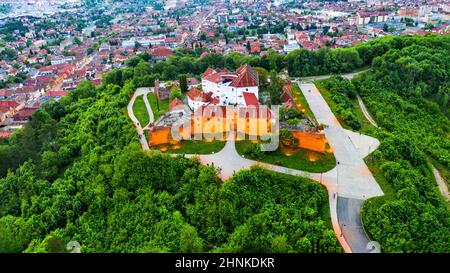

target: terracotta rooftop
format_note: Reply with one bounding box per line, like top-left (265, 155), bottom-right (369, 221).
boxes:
top-left (231, 64), bottom-right (259, 88)
top-left (187, 88), bottom-right (213, 102)
top-left (168, 98), bottom-right (185, 111)
top-left (242, 92), bottom-right (259, 107)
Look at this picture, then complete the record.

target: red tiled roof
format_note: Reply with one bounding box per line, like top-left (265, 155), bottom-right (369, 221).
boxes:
top-left (0, 106), bottom-right (10, 113)
top-left (0, 89), bottom-right (13, 97)
top-left (15, 86), bottom-right (36, 94)
top-left (200, 52), bottom-right (209, 58)
top-left (0, 131), bottom-right (11, 139)
top-left (231, 64), bottom-right (259, 88)
top-left (187, 88), bottom-right (213, 102)
top-left (187, 77), bottom-right (199, 85)
top-left (92, 79), bottom-right (102, 86)
top-left (281, 90), bottom-right (293, 103)
top-left (202, 67), bottom-right (216, 77)
top-left (242, 92), bottom-right (259, 107)
top-left (358, 11), bottom-right (389, 17)
top-left (169, 98), bottom-right (185, 111)
top-left (165, 38), bottom-right (177, 43)
top-left (203, 71), bottom-right (237, 83)
top-left (14, 107), bottom-right (38, 120)
top-left (151, 47), bottom-right (172, 57)
top-left (39, 65), bottom-right (57, 72)
top-left (0, 100), bottom-right (19, 108)
top-left (201, 64), bottom-right (259, 88)
top-left (48, 90), bottom-right (69, 97)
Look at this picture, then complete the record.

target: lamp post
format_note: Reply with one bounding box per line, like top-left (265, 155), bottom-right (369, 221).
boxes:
top-left (336, 161), bottom-right (339, 187)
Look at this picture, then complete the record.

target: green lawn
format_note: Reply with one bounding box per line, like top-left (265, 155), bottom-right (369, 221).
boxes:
top-left (315, 82), bottom-right (345, 125)
top-left (155, 140), bottom-right (226, 155)
top-left (132, 95), bottom-right (150, 126)
top-left (364, 155), bottom-right (396, 199)
top-left (148, 93), bottom-right (169, 121)
top-left (319, 196), bottom-right (333, 229)
top-left (291, 83), bottom-right (317, 123)
top-left (350, 98), bottom-right (377, 135)
top-left (235, 140), bottom-right (336, 173)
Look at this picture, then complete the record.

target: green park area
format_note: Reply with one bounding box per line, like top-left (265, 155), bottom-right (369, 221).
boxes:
top-left (132, 95), bottom-right (150, 126)
top-left (235, 139), bottom-right (336, 173)
top-left (155, 139), bottom-right (226, 155)
top-left (315, 79), bottom-right (375, 135)
top-left (148, 93), bottom-right (169, 121)
top-left (291, 83), bottom-right (316, 123)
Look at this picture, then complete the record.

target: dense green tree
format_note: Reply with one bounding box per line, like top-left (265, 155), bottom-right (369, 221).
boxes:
top-left (267, 71), bottom-right (284, 105)
top-left (178, 74), bottom-right (188, 93)
top-left (170, 87), bottom-right (183, 101)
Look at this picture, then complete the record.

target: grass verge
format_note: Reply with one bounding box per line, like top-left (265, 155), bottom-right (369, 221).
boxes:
top-left (154, 140), bottom-right (226, 155)
top-left (148, 93), bottom-right (169, 121)
top-left (132, 95), bottom-right (149, 126)
top-left (235, 140), bottom-right (336, 173)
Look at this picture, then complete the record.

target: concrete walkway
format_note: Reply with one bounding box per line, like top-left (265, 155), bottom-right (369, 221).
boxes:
top-left (296, 82), bottom-right (383, 199)
top-left (127, 87), bottom-right (154, 151)
top-left (296, 81), bottom-right (383, 253)
top-left (186, 132), bottom-right (312, 181)
top-left (432, 166), bottom-right (450, 201)
top-left (301, 69), bottom-right (371, 82)
top-left (357, 94), bottom-right (379, 128)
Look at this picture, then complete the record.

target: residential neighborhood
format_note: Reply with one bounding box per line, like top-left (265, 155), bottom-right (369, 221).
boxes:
top-left (1, 0), bottom-right (450, 138)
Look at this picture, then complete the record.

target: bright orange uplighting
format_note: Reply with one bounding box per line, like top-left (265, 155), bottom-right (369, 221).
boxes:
top-left (308, 153), bottom-right (318, 162)
top-left (172, 143), bottom-right (181, 150)
top-left (281, 146), bottom-right (296, 157)
top-left (159, 145), bottom-right (169, 152)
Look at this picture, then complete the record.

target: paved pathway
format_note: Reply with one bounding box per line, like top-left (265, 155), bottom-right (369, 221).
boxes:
top-left (301, 69), bottom-right (371, 82)
top-left (127, 87), bottom-right (153, 151)
top-left (356, 94), bottom-right (379, 128)
top-left (432, 166), bottom-right (450, 201)
top-left (296, 81), bottom-right (383, 252)
top-left (186, 132), bottom-right (312, 181)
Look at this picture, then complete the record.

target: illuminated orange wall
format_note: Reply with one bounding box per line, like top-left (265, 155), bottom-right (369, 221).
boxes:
top-left (293, 132), bottom-right (327, 153)
top-left (149, 114), bottom-right (272, 147)
top-left (149, 117), bottom-right (327, 153)
top-left (150, 126), bottom-right (327, 153)
top-left (149, 128), bottom-right (171, 146)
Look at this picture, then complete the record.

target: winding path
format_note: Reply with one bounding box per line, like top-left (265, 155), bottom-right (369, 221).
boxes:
top-left (127, 87), bottom-right (154, 151)
top-left (357, 94), bottom-right (379, 128)
top-left (432, 166), bottom-right (450, 201)
top-left (295, 81), bottom-right (383, 252)
top-left (300, 69), bottom-right (371, 82)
